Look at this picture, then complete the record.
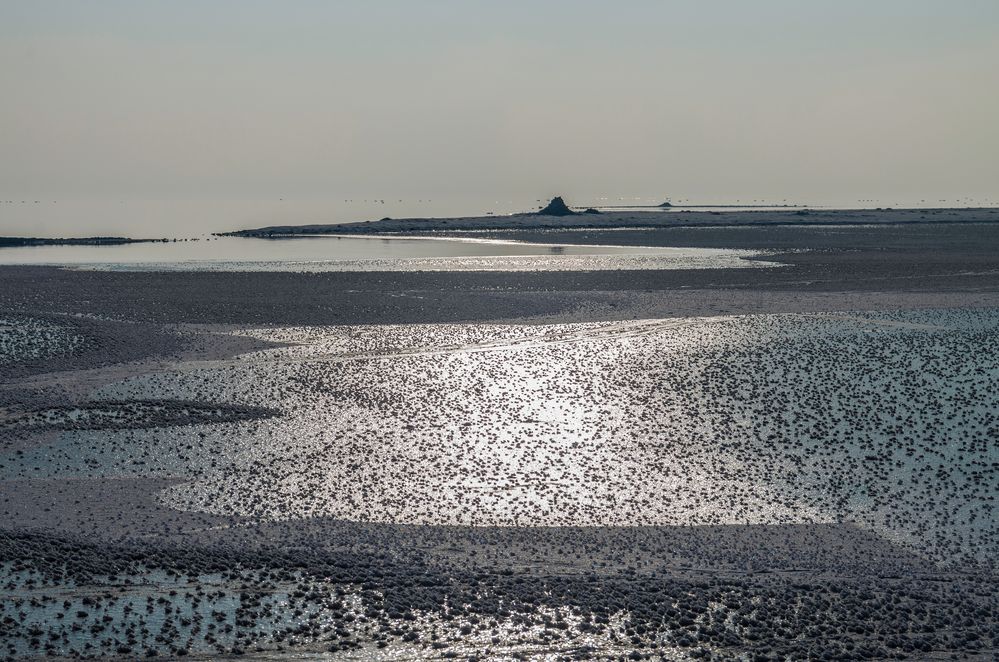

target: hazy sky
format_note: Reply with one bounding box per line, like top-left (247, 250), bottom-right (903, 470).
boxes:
top-left (2, 1), bottom-right (998, 235)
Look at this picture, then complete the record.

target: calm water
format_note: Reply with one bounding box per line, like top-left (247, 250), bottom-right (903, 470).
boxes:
top-left (0, 234), bottom-right (772, 271)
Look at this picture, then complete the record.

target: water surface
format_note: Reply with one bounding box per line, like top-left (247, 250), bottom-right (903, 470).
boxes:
top-left (0, 235), bottom-right (771, 272)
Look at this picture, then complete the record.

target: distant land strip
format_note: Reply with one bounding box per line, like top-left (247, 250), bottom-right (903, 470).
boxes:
top-left (220, 206), bottom-right (999, 238)
top-left (0, 236), bottom-right (168, 247)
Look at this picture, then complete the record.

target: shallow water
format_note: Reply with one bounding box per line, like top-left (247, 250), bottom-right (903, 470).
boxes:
top-left (9, 309), bottom-right (995, 568)
top-left (0, 235), bottom-right (772, 271)
top-left (3, 308), bottom-right (998, 659)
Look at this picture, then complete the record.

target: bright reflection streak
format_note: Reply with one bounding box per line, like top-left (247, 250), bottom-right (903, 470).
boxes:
top-left (63, 310), bottom-right (997, 566)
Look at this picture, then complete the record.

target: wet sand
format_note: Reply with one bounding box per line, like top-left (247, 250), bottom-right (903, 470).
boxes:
top-left (1, 217), bottom-right (997, 660)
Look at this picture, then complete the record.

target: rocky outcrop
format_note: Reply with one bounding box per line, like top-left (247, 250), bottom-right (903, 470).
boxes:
top-left (537, 197), bottom-right (576, 216)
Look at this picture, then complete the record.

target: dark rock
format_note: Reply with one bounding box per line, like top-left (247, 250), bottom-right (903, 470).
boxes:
top-left (537, 197), bottom-right (576, 216)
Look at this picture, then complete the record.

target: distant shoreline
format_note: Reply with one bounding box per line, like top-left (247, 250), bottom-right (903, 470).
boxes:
top-left (0, 236), bottom-right (168, 248)
top-left (219, 206), bottom-right (999, 238)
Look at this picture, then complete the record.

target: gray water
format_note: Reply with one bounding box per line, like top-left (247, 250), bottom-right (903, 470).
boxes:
top-left (0, 235), bottom-right (771, 272)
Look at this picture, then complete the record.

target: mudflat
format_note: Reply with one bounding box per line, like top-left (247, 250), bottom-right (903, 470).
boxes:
top-left (1, 213), bottom-right (997, 660)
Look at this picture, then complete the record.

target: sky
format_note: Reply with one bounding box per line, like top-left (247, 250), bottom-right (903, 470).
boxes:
top-left (1, 0), bottom-right (998, 236)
